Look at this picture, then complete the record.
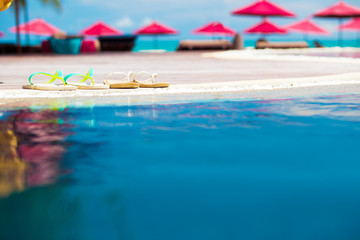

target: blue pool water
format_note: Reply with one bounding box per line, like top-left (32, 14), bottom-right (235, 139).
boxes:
top-left (1, 94), bottom-right (360, 239)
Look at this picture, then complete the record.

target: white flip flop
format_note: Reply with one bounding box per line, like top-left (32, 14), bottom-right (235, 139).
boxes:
top-left (133, 71), bottom-right (169, 88)
top-left (103, 71), bottom-right (140, 89)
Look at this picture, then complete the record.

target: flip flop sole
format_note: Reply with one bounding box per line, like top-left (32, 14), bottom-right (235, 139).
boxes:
top-left (22, 84), bottom-right (77, 91)
top-left (107, 82), bottom-right (140, 89)
top-left (139, 82), bottom-right (170, 88)
top-left (67, 83), bottom-right (110, 90)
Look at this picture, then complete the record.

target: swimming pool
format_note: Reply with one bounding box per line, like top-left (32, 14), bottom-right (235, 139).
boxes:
top-left (1, 93), bottom-right (360, 240)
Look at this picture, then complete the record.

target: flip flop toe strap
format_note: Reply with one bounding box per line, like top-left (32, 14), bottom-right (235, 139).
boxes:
top-left (104, 71), bottom-right (133, 83)
top-left (133, 71), bottom-right (158, 83)
top-left (29, 70), bottom-right (65, 86)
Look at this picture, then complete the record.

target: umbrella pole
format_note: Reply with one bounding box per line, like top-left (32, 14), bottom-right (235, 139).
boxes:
top-left (262, 16), bottom-right (266, 40)
top-left (154, 35), bottom-right (158, 49)
top-left (338, 18), bottom-right (343, 47)
top-left (14, 0), bottom-right (22, 54)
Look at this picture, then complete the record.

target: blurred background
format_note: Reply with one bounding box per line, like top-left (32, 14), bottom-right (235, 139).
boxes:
top-left (0, 0), bottom-right (360, 50)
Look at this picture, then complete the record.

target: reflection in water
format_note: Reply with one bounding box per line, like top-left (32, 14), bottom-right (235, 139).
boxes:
top-left (0, 123), bottom-right (26, 198)
top-left (0, 109), bottom-right (71, 198)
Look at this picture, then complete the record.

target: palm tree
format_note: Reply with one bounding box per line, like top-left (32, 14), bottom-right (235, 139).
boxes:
top-left (13, 0), bottom-right (61, 53)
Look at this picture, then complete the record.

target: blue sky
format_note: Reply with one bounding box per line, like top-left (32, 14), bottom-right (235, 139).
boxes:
top-left (0, 0), bottom-right (359, 42)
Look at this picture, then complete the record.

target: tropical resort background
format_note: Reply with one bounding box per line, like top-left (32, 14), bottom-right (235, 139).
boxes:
top-left (2, 1), bottom-right (360, 238)
top-left (0, 0), bottom-right (360, 53)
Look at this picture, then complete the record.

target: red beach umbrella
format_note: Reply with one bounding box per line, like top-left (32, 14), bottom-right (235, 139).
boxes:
top-left (9, 18), bottom-right (62, 36)
top-left (244, 18), bottom-right (287, 36)
top-left (340, 17), bottom-right (360, 46)
top-left (314, 1), bottom-right (360, 18)
top-left (0, 31), bottom-right (4, 37)
top-left (314, 1), bottom-right (360, 46)
top-left (134, 21), bottom-right (178, 35)
top-left (80, 21), bottom-right (123, 36)
top-left (134, 21), bottom-right (178, 49)
top-left (231, 0), bottom-right (296, 17)
top-left (285, 18), bottom-right (329, 40)
top-left (192, 21), bottom-right (236, 36)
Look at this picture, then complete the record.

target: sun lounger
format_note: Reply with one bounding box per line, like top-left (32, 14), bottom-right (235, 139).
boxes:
top-left (0, 43), bottom-right (17, 54)
top-left (0, 43), bottom-right (41, 54)
top-left (98, 36), bottom-right (137, 52)
top-left (256, 40), bottom-right (309, 49)
top-left (177, 40), bottom-right (233, 51)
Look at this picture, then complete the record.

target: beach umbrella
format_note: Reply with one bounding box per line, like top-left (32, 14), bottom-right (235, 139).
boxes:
top-left (134, 20), bottom-right (178, 49)
top-left (10, 18), bottom-right (62, 36)
top-left (314, 0), bottom-right (360, 46)
top-left (340, 17), bottom-right (360, 46)
top-left (192, 21), bottom-right (236, 37)
top-left (244, 17), bottom-right (287, 37)
top-left (285, 18), bottom-right (329, 40)
top-left (232, 0), bottom-right (296, 17)
top-left (79, 21), bottom-right (123, 37)
top-left (0, 31), bottom-right (4, 37)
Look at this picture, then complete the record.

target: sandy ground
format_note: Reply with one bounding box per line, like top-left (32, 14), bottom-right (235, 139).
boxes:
top-left (1, 49), bottom-right (360, 106)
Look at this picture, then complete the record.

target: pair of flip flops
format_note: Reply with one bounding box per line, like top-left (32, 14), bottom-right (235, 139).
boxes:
top-left (22, 69), bottom-right (169, 91)
top-left (104, 71), bottom-right (169, 89)
top-left (23, 69), bottom-right (107, 91)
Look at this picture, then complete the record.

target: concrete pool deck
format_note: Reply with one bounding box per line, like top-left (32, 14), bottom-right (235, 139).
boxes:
top-left (1, 48), bottom-right (360, 106)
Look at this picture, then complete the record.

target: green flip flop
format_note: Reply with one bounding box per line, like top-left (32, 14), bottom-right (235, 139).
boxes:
top-left (23, 70), bottom-right (77, 91)
top-left (65, 69), bottom-right (109, 90)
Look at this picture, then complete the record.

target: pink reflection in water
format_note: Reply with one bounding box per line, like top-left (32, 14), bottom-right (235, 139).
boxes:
top-left (0, 109), bottom-right (72, 197)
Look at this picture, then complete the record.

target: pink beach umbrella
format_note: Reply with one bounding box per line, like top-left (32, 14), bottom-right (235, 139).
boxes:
top-left (314, 1), bottom-right (360, 46)
top-left (244, 17), bottom-right (288, 38)
top-left (79, 21), bottom-right (123, 36)
top-left (192, 21), bottom-right (236, 37)
top-left (134, 20), bottom-right (178, 49)
top-left (340, 17), bottom-right (360, 46)
top-left (9, 18), bottom-right (62, 36)
top-left (231, 0), bottom-right (296, 17)
top-left (314, 1), bottom-right (360, 18)
top-left (285, 18), bottom-right (329, 40)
